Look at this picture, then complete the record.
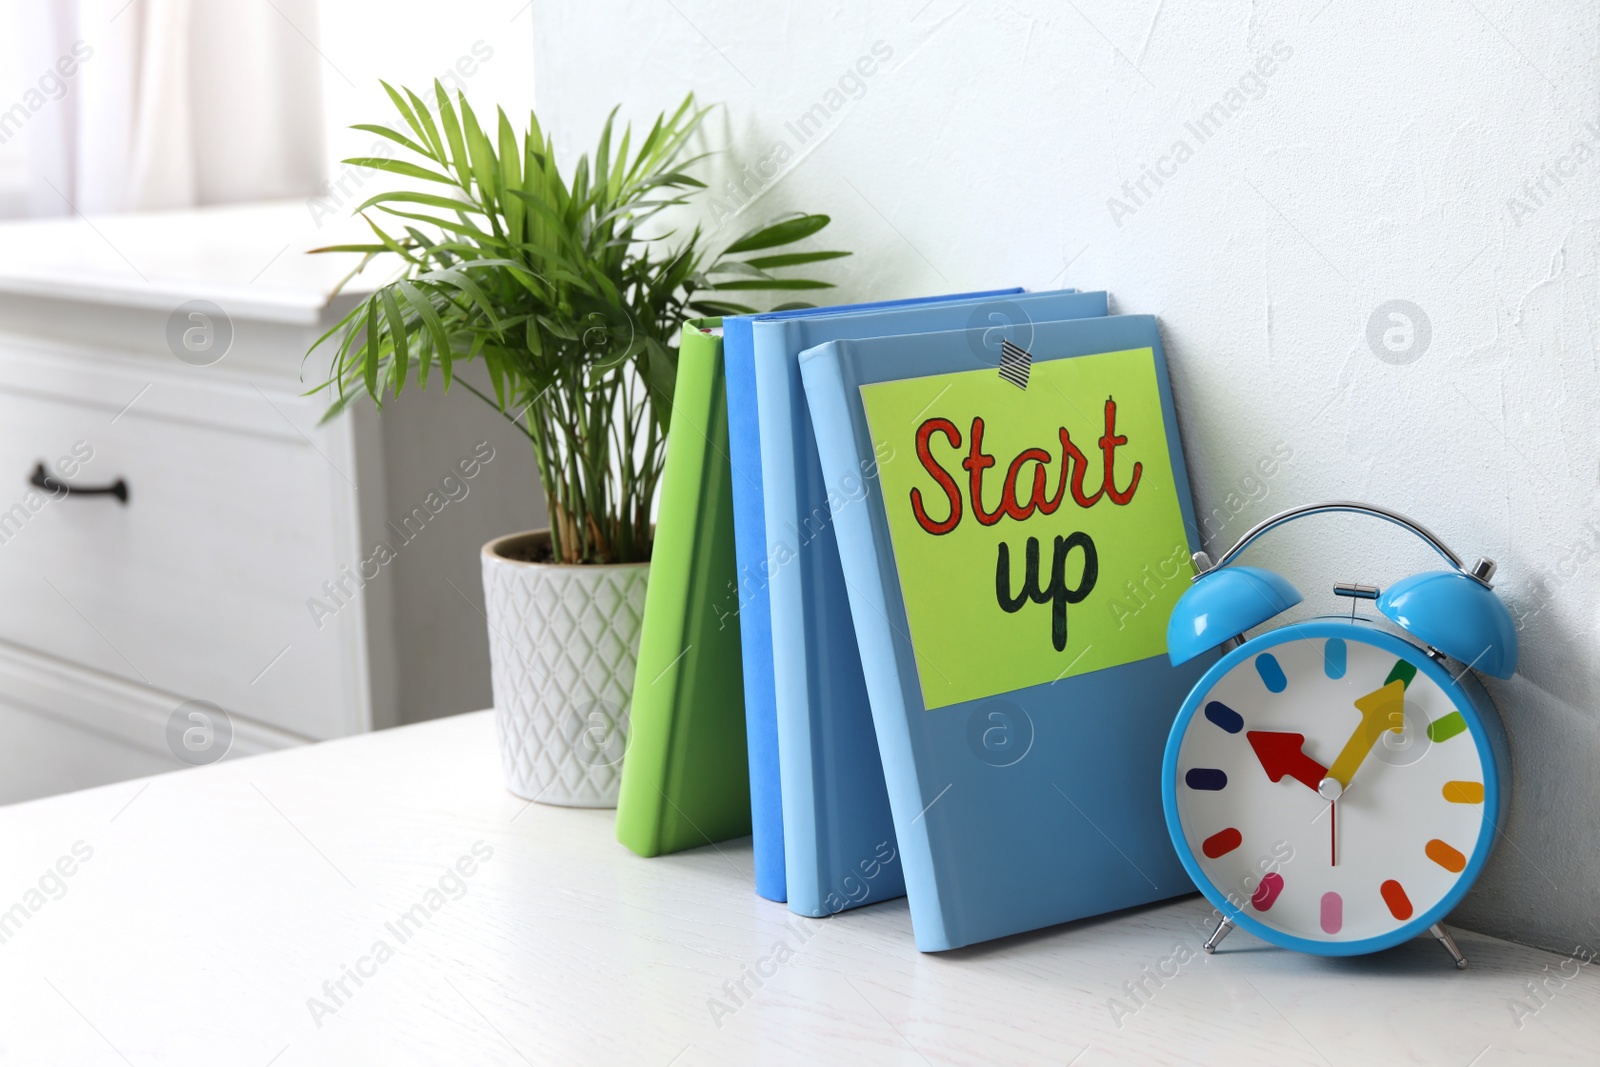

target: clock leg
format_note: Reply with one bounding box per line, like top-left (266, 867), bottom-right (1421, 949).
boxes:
top-left (1429, 922), bottom-right (1468, 970)
top-left (1202, 916), bottom-right (1234, 954)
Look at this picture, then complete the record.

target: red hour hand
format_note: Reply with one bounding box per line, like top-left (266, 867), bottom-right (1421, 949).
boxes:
top-left (1246, 731), bottom-right (1329, 793)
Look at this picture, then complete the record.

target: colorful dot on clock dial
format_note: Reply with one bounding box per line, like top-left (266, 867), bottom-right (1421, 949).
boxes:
top-left (1385, 658), bottom-right (1418, 689)
top-left (1426, 839), bottom-right (1467, 873)
top-left (1323, 638), bottom-right (1347, 679)
top-left (1254, 653), bottom-right (1287, 693)
top-left (1251, 872), bottom-right (1285, 911)
top-left (1202, 828), bottom-right (1242, 858)
top-left (1442, 780), bottom-right (1485, 804)
top-left (1427, 711), bottom-right (1467, 743)
top-left (1320, 892), bottom-right (1343, 934)
top-left (1380, 879), bottom-right (1414, 920)
top-left (1204, 701), bottom-right (1243, 734)
top-left (1185, 768), bottom-right (1228, 791)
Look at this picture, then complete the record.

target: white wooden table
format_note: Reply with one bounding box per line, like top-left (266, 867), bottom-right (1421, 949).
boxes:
top-left (1, 711), bottom-right (1593, 1066)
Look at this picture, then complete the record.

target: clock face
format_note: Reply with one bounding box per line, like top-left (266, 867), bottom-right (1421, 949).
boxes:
top-left (1169, 625), bottom-right (1491, 948)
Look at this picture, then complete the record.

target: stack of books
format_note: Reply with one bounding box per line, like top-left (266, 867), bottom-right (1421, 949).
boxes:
top-left (616, 289), bottom-right (1213, 951)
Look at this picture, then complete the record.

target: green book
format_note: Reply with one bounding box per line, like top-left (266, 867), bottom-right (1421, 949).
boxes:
top-left (615, 319), bottom-right (751, 855)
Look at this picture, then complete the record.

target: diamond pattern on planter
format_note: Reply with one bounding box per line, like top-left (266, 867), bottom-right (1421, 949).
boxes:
top-left (482, 539), bottom-right (649, 808)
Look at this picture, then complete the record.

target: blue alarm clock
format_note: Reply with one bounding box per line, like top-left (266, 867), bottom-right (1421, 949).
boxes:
top-left (1161, 501), bottom-right (1514, 967)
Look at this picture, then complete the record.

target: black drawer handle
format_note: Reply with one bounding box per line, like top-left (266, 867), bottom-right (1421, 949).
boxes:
top-left (30, 462), bottom-right (128, 503)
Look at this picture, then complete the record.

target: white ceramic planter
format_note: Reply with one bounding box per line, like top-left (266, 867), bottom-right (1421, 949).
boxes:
top-left (480, 530), bottom-right (649, 807)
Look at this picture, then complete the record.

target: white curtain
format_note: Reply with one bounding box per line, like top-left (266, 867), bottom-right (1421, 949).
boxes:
top-left (21, 0), bottom-right (326, 216)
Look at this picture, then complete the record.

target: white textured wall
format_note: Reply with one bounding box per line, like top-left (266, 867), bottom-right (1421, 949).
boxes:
top-left (378, 377), bottom-right (548, 727)
top-left (532, 0), bottom-right (1600, 954)
top-left (316, 0), bottom-right (535, 225)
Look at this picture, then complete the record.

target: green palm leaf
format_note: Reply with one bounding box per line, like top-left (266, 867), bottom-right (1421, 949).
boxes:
top-left (309, 89), bottom-right (849, 564)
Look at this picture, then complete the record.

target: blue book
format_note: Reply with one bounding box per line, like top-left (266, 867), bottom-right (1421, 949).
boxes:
top-left (723, 290), bottom-right (1018, 903)
top-left (755, 290), bottom-right (1107, 917)
top-left (799, 314), bottom-right (1211, 949)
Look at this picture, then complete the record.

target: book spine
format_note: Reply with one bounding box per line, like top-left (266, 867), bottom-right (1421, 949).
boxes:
top-left (757, 319), bottom-right (829, 912)
top-left (614, 322), bottom-right (718, 856)
top-left (724, 319), bottom-right (787, 901)
top-left (799, 341), bottom-right (957, 948)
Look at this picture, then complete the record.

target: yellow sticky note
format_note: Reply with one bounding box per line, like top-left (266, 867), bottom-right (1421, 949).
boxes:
top-left (860, 348), bottom-right (1190, 710)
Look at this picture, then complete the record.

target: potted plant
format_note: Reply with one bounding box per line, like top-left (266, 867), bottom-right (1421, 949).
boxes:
top-left (310, 84), bottom-right (846, 805)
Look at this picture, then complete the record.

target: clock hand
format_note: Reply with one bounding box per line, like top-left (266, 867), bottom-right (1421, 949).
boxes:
top-left (1318, 777), bottom-right (1343, 866)
top-left (1246, 731), bottom-right (1329, 792)
top-left (1327, 679), bottom-right (1406, 788)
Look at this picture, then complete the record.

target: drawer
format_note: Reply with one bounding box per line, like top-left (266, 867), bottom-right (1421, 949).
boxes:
top-left (0, 342), bottom-right (372, 739)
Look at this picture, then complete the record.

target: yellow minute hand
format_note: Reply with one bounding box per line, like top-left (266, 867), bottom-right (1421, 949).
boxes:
top-left (1327, 679), bottom-right (1407, 788)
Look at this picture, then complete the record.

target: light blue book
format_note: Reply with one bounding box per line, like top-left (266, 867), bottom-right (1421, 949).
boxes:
top-left (754, 290), bottom-right (1107, 917)
top-left (799, 314), bottom-right (1211, 949)
top-left (723, 290), bottom-right (1017, 902)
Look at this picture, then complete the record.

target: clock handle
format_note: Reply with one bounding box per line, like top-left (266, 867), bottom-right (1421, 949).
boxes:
top-left (1202, 500), bottom-right (1494, 586)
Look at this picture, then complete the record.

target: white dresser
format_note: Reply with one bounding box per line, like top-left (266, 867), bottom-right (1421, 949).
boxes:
top-left (0, 202), bottom-right (542, 802)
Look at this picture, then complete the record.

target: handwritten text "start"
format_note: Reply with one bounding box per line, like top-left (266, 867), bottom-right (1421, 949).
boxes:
top-left (906, 398), bottom-right (1142, 652)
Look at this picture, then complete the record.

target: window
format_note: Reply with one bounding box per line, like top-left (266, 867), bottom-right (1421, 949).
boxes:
top-left (0, 14), bottom-right (30, 218)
